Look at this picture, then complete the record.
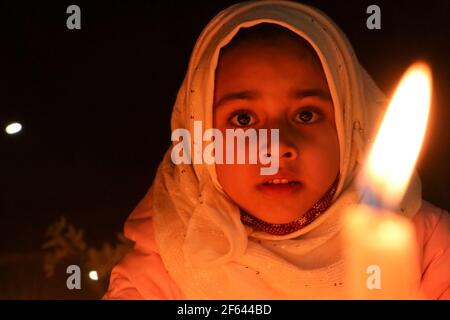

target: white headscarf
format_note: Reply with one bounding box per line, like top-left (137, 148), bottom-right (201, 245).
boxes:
top-left (126, 0), bottom-right (423, 299)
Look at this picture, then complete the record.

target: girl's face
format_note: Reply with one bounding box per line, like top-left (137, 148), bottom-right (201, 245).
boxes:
top-left (213, 37), bottom-right (340, 224)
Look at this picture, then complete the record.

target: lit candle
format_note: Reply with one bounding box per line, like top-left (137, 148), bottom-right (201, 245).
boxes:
top-left (343, 63), bottom-right (432, 299)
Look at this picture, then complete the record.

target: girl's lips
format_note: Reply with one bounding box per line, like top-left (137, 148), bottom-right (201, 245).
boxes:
top-left (257, 181), bottom-right (302, 197)
top-left (259, 169), bottom-right (300, 185)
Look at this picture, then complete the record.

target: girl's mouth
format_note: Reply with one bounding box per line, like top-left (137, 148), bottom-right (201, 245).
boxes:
top-left (263, 179), bottom-right (300, 185)
top-left (258, 180), bottom-right (302, 196)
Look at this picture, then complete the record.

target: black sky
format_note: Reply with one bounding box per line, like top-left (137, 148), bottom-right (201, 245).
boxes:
top-left (1, 0), bottom-right (449, 253)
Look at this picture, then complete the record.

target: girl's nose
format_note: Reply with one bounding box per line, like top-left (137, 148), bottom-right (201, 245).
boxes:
top-left (278, 121), bottom-right (299, 160)
top-left (278, 141), bottom-right (298, 160)
top-left (266, 128), bottom-right (299, 160)
top-left (265, 118), bottom-right (299, 161)
top-left (265, 140), bottom-right (298, 163)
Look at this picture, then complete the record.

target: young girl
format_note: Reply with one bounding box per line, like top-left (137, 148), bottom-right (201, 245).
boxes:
top-left (103, 0), bottom-right (449, 299)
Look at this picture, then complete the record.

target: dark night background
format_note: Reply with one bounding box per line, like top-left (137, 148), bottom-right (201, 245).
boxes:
top-left (1, 1), bottom-right (449, 298)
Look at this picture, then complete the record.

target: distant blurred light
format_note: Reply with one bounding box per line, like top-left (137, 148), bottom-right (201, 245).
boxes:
top-left (5, 122), bottom-right (22, 135)
top-left (89, 270), bottom-right (99, 281)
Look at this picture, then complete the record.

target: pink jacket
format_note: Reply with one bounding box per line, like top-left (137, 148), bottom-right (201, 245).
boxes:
top-left (103, 201), bottom-right (450, 300)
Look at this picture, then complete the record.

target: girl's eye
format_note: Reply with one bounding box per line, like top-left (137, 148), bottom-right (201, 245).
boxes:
top-left (295, 109), bottom-right (322, 124)
top-left (229, 112), bottom-right (257, 127)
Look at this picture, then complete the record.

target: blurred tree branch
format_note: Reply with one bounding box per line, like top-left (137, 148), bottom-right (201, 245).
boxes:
top-left (42, 216), bottom-right (133, 295)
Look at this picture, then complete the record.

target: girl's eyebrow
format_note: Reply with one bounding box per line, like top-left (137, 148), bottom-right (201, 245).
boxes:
top-left (289, 88), bottom-right (332, 101)
top-left (214, 90), bottom-right (259, 109)
top-left (214, 88), bottom-right (331, 109)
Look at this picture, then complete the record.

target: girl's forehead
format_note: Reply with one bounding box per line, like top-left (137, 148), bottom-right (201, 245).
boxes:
top-left (216, 35), bottom-right (325, 85)
top-left (214, 43), bottom-right (329, 96)
top-left (220, 32), bottom-right (319, 61)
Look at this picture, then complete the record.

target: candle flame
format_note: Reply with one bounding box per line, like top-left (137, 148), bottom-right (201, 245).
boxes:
top-left (361, 62), bottom-right (432, 208)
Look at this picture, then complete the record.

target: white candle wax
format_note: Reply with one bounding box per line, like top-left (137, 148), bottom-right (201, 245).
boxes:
top-left (343, 204), bottom-right (422, 299)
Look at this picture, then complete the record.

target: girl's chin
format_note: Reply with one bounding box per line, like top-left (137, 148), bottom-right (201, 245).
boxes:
top-left (248, 204), bottom-right (308, 225)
